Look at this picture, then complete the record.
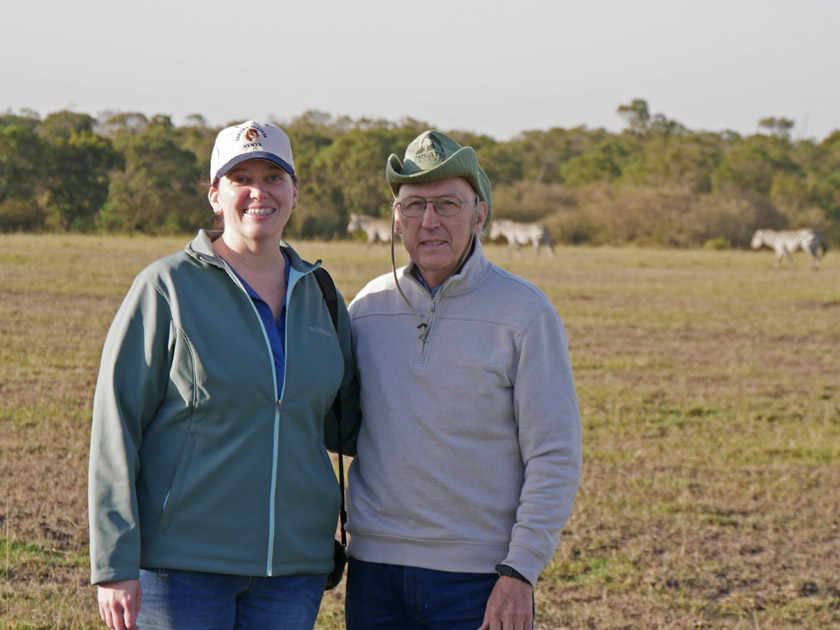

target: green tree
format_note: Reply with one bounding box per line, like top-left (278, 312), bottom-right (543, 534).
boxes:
top-left (438, 130), bottom-right (524, 185)
top-left (0, 124), bottom-right (48, 230)
top-left (101, 119), bottom-right (205, 233)
top-left (37, 111), bottom-right (96, 140)
top-left (512, 127), bottom-right (604, 184)
top-left (43, 130), bottom-right (123, 231)
top-left (300, 124), bottom-right (401, 238)
top-left (806, 132), bottom-right (840, 237)
top-left (0, 124), bottom-right (46, 203)
top-left (622, 132), bottom-right (723, 193)
top-left (561, 138), bottom-right (631, 186)
top-left (648, 113), bottom-right (686, 136)
top-left (618, 99), bottom-right (684, 137)
top-left (0, 109), bottom-right (40, 129)
top-left (807, 135), bottom-right (840, 241)
top-left (280, 110), bottom-right (352, 194)
top-left (96, 111), bottom-right (150, 137)
top-left (758, 117), bottom-right (795, 140)
top-left (617, 99), bottom-right (651, 134)
top-left (812, 171), bottom-right (840, 236)
top-left (711, 134), bottom-right (796, 196)
top-left (172, 119), bottom-right (218, 185)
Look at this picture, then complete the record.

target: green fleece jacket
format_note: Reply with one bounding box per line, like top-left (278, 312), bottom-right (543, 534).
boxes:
top-left (88, 230), bottom-right (359, 584)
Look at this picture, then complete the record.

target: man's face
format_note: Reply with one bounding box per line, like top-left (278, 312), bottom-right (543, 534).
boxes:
top-left (395, 177), bottom-right (488, 289)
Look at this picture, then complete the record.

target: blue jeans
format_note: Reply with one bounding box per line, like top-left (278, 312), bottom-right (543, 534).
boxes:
top-left (137, 568), bottom-right (327, 630)
top-left (345, 558), bottom-right (531, 630)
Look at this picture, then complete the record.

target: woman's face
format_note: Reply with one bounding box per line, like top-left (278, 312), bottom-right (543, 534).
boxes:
top-left (208, 159), bottom-right (298, 248)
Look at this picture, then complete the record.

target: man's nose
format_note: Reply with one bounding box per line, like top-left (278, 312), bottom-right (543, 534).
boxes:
top-left (420, 201), bottom-right (441, 227)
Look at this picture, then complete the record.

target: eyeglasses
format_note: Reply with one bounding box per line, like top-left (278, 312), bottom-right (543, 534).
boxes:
top-left (395, 196), bottom-right (478, 218)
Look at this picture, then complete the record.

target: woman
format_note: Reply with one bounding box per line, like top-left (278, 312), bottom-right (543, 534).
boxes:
top-left (88, 121), bottom-right (359, 630)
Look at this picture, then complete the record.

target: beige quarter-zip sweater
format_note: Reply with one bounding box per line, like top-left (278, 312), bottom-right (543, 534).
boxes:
top-left (347, 241), bottom-right (582, 586)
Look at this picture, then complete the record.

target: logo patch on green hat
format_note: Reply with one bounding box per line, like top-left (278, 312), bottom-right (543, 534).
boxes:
top-left (414, 133), bottom-right (446, 166)
top-left (385, 129), bottom-right (494, 224)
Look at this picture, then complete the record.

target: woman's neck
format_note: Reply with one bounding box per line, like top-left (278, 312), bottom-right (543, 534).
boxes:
top-left (213, 233), bottom-right (288, 319)
top-left (213, 232), bottom-right (285, 272)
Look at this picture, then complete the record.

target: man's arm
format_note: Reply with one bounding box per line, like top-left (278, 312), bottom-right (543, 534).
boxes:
top-left (500, 306), bottom-right (583, 583)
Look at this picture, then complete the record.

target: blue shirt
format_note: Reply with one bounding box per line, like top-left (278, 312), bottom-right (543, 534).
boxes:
top-left (410, 267), bottom-right (441, 297)
top-left (230, 252), bottom-right (291, 395)
top-left (409, 241), bottom-right (476, 297)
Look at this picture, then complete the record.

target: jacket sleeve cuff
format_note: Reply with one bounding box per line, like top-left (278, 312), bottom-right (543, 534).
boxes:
top-left (90, 565), bottom-right (140, 585)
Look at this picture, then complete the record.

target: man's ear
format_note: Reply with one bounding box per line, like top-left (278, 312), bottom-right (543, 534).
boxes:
top-left (394, 204), bottom-right (403, 235)
top-left (474, 201), bottom-right (489, 234)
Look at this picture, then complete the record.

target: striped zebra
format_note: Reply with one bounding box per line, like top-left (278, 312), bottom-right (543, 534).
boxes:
top-left (488, 219), bottom-right (554, 257)
top-left (750, 228), bottom-right (827, 270)
top-left (347, 213), bottom-right (392, 245)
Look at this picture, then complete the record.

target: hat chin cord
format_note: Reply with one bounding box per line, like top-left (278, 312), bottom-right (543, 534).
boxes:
top-left (390, 207), bottom-right (479, 348)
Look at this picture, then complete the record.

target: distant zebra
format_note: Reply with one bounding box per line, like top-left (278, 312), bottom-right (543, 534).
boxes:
top-left (750, 228), bottom-right (827, 270)
top-left (488, 219), bottom-right (554, 257)
top-left (347, 213), bottom-right (392, 245)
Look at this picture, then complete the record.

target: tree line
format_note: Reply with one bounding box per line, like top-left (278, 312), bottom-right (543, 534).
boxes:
top-left (1, 100), bottom-right (838, 246)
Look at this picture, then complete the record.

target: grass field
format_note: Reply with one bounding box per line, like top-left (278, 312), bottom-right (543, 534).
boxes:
top-left (1, 233), bottom-right (838, 629)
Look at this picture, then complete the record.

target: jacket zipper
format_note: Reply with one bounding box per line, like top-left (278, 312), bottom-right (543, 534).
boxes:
top-left (216, 257), bottom-right (284, 577)
top-left (267, 398), bottom-right (282, 576)
top-left (268, 265), bottom-right (314, 575)
top-left (202, 247), bottom-right (318, 576)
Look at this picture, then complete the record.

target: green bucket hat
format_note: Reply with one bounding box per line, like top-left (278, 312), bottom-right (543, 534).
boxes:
top-left (385, 130), bottom-right (493, 223)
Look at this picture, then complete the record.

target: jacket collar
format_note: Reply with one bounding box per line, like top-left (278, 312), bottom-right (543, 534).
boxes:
top-left (185, 230), bottom-right (317, 274)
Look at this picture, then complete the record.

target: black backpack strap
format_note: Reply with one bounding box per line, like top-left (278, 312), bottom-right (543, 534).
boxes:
top-left (313, 267), bottom-right (347, 546)
top-left (313, 267), bottom-right (339, 331)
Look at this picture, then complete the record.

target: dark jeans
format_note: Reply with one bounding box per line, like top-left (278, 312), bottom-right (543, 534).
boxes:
top-left (137, 567), bottom-right (327, 630)
top-left (345, 558), bottom-right (532, 630)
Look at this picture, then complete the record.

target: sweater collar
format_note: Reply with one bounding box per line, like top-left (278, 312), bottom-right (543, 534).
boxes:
top-left (402, 239), bottom-right (491, 299)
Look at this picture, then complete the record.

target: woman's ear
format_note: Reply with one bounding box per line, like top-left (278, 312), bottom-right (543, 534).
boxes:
top-left (208, 186), bottom-right (222, 214)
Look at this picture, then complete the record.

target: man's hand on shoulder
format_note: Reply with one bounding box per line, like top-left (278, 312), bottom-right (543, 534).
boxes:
top-left (478, 575), bottom-right (533, 630)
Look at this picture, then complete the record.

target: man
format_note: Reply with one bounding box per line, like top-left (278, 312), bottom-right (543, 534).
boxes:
top-left (345, 130), bottom-right (582, 630)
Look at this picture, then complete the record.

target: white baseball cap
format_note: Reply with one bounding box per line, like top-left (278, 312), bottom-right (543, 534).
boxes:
top-left (209, 121), bottom-right (295, 182)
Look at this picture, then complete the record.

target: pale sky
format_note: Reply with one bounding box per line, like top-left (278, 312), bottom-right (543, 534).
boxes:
top-left (3, 0), bottom-right (839, 141)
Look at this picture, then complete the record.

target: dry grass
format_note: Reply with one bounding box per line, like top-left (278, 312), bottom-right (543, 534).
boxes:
top-left (1, 234), bottom-right (838, 629)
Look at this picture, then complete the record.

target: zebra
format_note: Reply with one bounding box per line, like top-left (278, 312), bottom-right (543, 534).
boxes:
top-left (750, 228), bottom-right (827, 270)
top-left (488, 219), bottom-right (554, 257)
top-left (347, 213), bottom-right (393, 245)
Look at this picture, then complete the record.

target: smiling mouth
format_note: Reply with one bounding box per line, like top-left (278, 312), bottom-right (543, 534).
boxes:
top-left (244, 207), bottom-right (276, 217)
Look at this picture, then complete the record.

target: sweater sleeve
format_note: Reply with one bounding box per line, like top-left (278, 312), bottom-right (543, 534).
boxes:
top-left (502, 306), bottom-right (582, 586)
top-left (88, 275), bottom-right (174, 584)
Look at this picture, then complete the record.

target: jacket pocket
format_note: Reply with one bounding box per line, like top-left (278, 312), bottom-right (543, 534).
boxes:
top-left (155, 434), bottom-right (196, 535)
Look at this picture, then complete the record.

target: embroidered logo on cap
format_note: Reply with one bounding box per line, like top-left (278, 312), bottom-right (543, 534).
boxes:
top-left (234, 125), bottom-right (267, 149)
